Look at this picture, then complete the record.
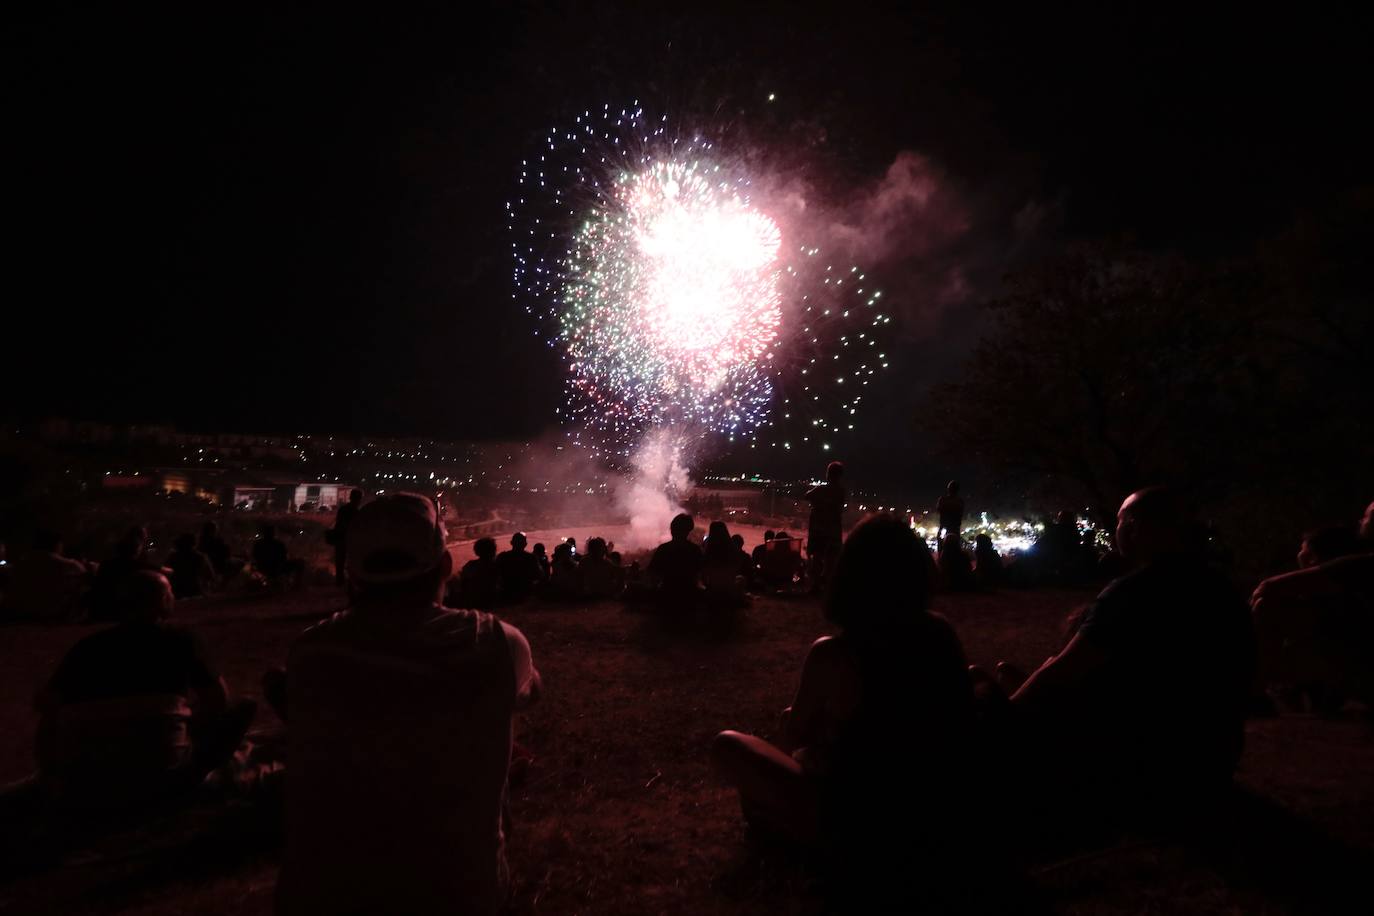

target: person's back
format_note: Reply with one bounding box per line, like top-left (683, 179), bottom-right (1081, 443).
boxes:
top-left (167, 536), bottom-right (214, 599)
top-left (649, 539), bottom-right (702, 597)
top-left (277, 494), bottom-right (539, 916)
top-left (253, 532), bottom-right (289, 579)
top-left (36, 572), bottom-right (247, 807)
top-left (1069, 555), bottom-right (1251, 789)
top-left (495, 534), bottom-right (539, 602)
top-left (937, 481), bottom-right (965, 537)
top-left (280, 606), bottom-right (518, 915)
top-left (457, 557), bottom-right (501, 609)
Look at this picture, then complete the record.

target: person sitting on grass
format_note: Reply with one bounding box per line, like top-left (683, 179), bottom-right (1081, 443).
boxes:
top-left (27, 571), bottom-right (255, 811)
top-left (702, 521), bottom-right (747, 602)
top-left (251, 524), bottom-right (304, 587)
top-left (448, 536), bottom-right (501, 609)
top-left (579, 536), bottom-right (622, 599)
top-left (91, 526), bottom-right (164, 621)
top-left (166, 533), bottom-right (217, 599)
top-left (995, 487), bottom-right (1254, 833)
top-left (1251, 503), bottom-right (1374, 713)
top-left (495, 532), bottom-right (541, 604)
top-left (273, 493), bottom-right (541, 916)
top-left (711, 514), bottom-right (976, 904)
top-left (973, 533), bottom-right (1003, 587)
top-left (647, 513), bottom-right (704, 610)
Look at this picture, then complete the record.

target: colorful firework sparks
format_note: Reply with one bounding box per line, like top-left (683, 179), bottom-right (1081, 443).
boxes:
top-left (511, 103), bottom-right (892, 459)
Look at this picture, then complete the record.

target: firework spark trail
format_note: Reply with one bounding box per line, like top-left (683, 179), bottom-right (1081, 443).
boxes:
top-left (511, 103), bottom-right (893, 462)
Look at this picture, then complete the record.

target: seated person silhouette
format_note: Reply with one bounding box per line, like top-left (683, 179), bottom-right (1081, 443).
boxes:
top-left (1251, 505), bottom-right (1374, 711)
top-left (274, 493), bottom-right (542, 916)
top-left (712, 515), bottom-right (976, 901)
top-left (495, 532), bottom-right (541, 604)
top-left (448, 537), bottom-right (500, 609)
top-left (579, 537), bottom-right (622, 599)
top-left (30, 571), bottom-right (255, 811)
top-left (647, 513), bottom-right (704, 610)
top-left (1003, 487), bottom-right (1255, 830)
top-left (251, 525), bottom-right (304, 586)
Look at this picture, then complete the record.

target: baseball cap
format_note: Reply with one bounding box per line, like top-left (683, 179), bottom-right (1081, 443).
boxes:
top-left (346, 492), bottom-right (448, 584)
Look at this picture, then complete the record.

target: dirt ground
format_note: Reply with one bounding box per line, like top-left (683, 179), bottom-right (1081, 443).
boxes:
top-left (2, 584), bottom-right (1371, 915)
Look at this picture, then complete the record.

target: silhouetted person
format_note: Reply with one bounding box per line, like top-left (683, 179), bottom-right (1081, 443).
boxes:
top-left (275, 493), bottom-right (541, 916)
top-left (532, 543), bottom-right (551, 581)
top-left (197, 522), bottom-right (233, 578)
top-left (752, 530), bottom-right (775, 566)
top-left (938, 532), bottom-right (974, 590)
top-left (329, 488), bottom-right (363, 585)
top-left (31, 571), bottom-right (255, 810)
top-left (1296, 525), bottom-right (1363, 569)
top-left (937, 480), bottom-right (964, 540)
top-left (92, 526), bottom-right (162, 621)
top-left (496, 532), bottom-right (541, 603)
top-left (579, 537), bottom-right (621, 598)
top-left (806, 461), bottom-right (847, 592)
top-left (564, 537), bottom-right (579, 563)
top-left (647, 513), bottom-right (703, 608)
top-left (1252, 503), bottom-right (1374, 709)
top-left (166, 533), bottom-right (216, 599)
top-left (1007, 487), bottom-right (1254, 830)
top-left (3, 529), bottom-right (88, 622)
top-left (252, 524), bottom-right (303, 585)
top-left (702, 521), bottom-right (746, 600)
top-left (549, 541), bottom-right (580, 596)
top-left (973, 533), bottom-right (1003, 587)
top-left (448, 537), bottom-right (500, 609)
top-left (712, 514), bottom-right (975, 906)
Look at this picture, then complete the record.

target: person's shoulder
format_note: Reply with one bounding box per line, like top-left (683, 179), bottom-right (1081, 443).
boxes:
top-left (294, 609), bottom-right (355, 644)
top-left (805, 634), bottom-right (851, 666)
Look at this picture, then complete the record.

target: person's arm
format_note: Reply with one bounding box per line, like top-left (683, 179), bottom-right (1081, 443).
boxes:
top-left (781, 637), bottom-right (846, 752)
top-left (502, 622), bottom-right (542, 711)
top-left (1010, 631), bottom-right (1110, 711)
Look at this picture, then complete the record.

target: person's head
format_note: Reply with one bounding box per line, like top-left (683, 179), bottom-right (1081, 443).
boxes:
top-left (533, 542), bottom-right (547, 557)
top-left (587, 536), bottom-right (607, 559)
top-left (565, 537), bottom-right (577, 552)
top-left (553, 542), bottom-right (572, 560)
top-left (975, 533), bottom-right (994, 552)
top-left (33, 529), bottom-right (63, 554)
top-left (609, 551), bottom-right (622, 565)
top-left (707, 520), bottom-right (729, 541)
top-left (118, 526), bottom-right (148, 558)
top-left (1360, 501), bottom-right (1374, 543)
top-left (473, 536), bottom-right (497, 561)
top-left (174, 533), bottom-right (196, 552)
top-left (825, 514), bottom-right (931, 635)
top-left (946, 480), bottom-right (959, 495)
top-left (1298, 525), bottom-right (1362, 569)
top-left (346, 492), bottom-right (452, 608)
top-left (764, 530), bottom-right (775, 542)
top-left (1114, 487), bottom-right (1186, 564)
top-left (775, 530), bottom-right (791, 541)
top-left (731, 533), bottom-right (745, 551)
top-left (510, 532), bottom-right (528, 551)
top-left (826, 461), bottom-right (845, 483)
top-left (349, 488), bottom-right (362, 505)
top-left (120, 571), bottom-right (175, 624)
top-left (670, 513), bottom-right (695, 540)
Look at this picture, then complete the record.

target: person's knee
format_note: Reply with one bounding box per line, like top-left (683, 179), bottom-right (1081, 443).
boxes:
top-left (711, 730), bottom-right (748, 777)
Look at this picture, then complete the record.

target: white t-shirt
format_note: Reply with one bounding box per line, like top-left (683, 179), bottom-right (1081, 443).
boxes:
top-left (277, 604), bottom-right (537, 915)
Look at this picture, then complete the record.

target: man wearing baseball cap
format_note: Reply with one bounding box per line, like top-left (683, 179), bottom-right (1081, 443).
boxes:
top-left (275, 493), bottom-right (541, 915)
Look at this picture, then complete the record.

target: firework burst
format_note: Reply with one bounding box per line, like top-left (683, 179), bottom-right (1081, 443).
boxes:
top-left (511, 103), bottom-right (891, 460)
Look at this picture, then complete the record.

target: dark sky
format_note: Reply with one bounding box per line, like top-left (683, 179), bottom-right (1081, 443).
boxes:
top-left (6, 3), bottom-right (1371, 462)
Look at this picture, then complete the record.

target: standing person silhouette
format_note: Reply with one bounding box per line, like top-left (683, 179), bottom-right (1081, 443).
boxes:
top-left (936, 480), bottom-right (964, 541)
top-left (805, 461), bottom-right (847, 593)
top-left (330, 489), bottom-right (363, 586)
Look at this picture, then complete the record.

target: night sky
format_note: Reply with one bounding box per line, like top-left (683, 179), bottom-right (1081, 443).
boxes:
top-left (6, 4), bottom-right (1371, 469)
